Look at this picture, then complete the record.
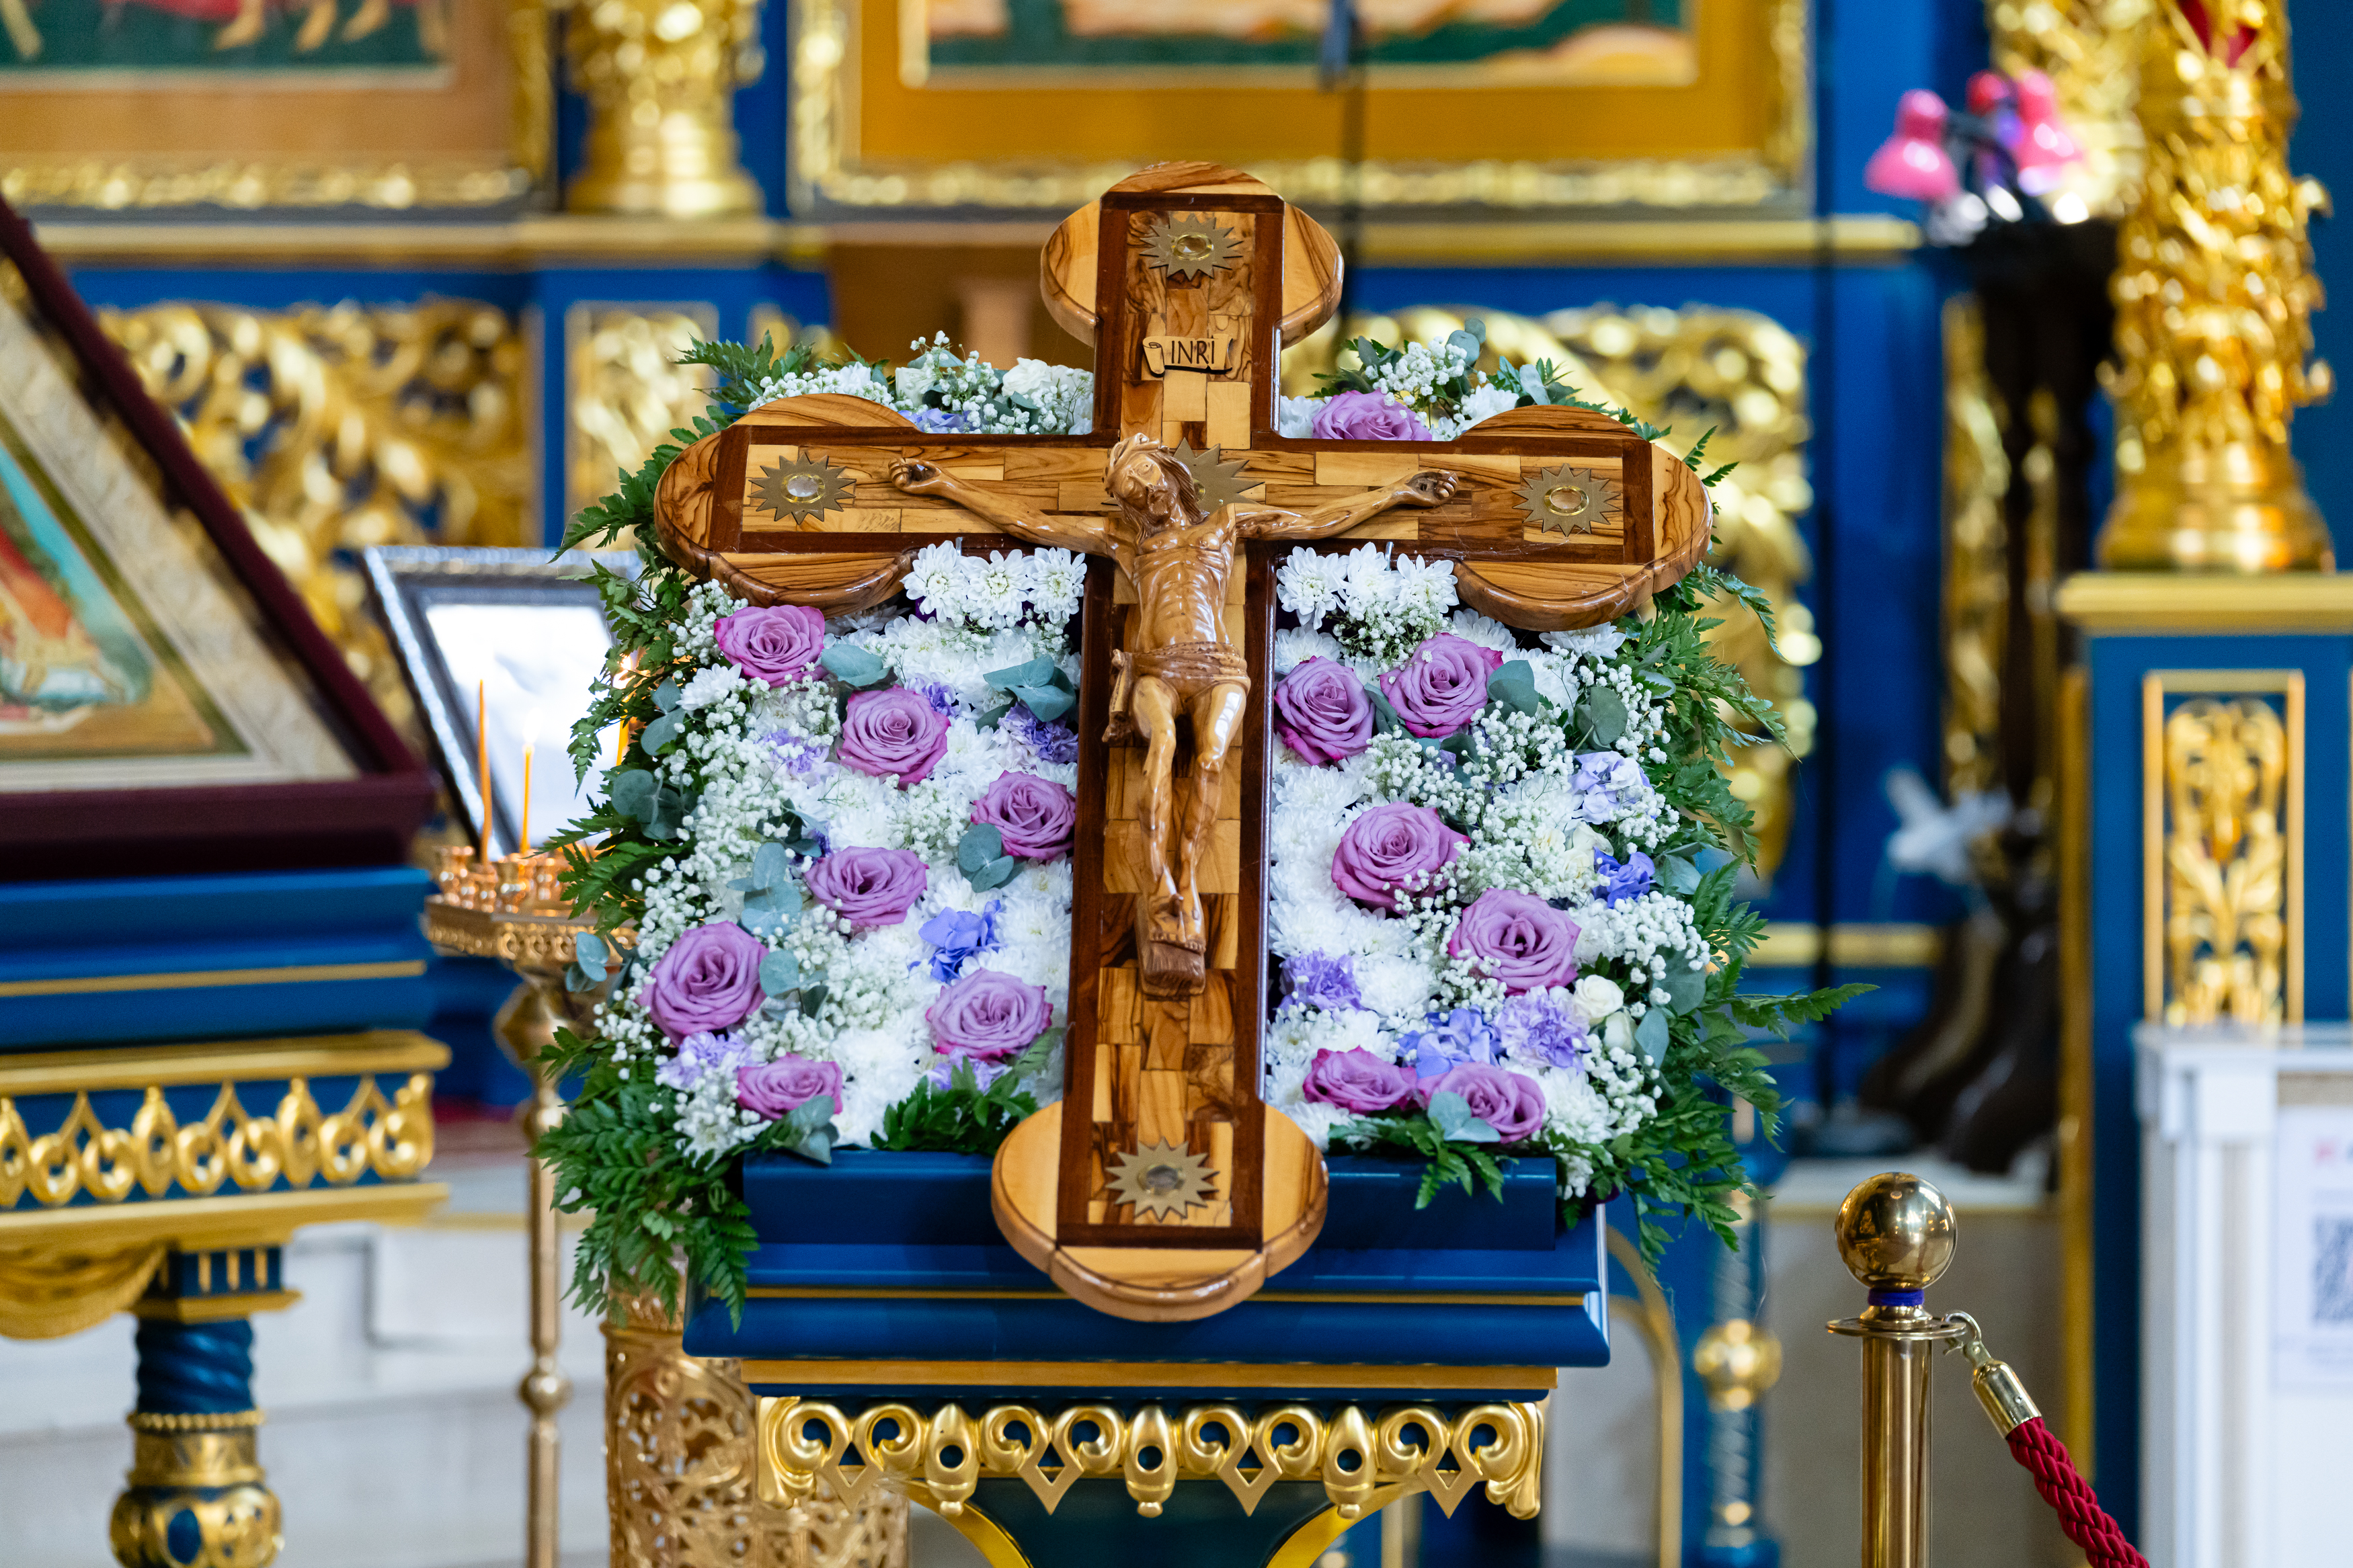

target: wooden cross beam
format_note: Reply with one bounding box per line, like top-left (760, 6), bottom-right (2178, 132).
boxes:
top-left (653, 162), bottom-right (1712, 1322)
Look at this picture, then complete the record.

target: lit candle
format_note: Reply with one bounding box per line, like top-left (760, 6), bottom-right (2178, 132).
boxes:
top-left (520, 741), bottom-right (533, 854)
top-left (476, 679), bottom-right (491, 861)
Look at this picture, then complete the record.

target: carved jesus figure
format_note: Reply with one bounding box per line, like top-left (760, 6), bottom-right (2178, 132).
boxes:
top-left (892, 436), bottom-right (1458, 995)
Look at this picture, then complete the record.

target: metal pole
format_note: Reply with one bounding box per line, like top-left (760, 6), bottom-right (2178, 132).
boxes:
top-left (1829, 1173), bottom-right (1962, 1568)
top-left (497, 971), bottom-right (575, 1568)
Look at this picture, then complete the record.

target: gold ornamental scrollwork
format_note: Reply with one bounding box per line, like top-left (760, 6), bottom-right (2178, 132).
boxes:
top-left (2100, 0), bottom-right (2334, 571)
top-left (109, 1428), bottom-right (282, 1568)
top-left (97, 298), bottom-right (530, 721)
top-left (1987, 0), bottom-right (2155, 219)
top-left (559, 0), bottom-right (766, 218)
top-left (1283, 304), bottom-right (1816, 878)
top-left (758, 1397), bottom-right (1546, 1523)
top-left (0, 1073), bottom-right (436, 1210)
top-left (2143, 674), bottom-right (2302, 1026)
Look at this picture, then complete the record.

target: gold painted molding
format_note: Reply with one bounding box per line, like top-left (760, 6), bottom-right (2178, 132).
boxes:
top-left (737, 1360), bottom-right (1556, 1394)
top-left (0, 1184), bottom-right (450, 1252)
top-left (33, 214), bottom-right (1919, 268)
top-left (0, 960), bottom-right (427, 1001)
top-left (1749, 923), bottom-right (1941, 968)
top-left (758, 1397), bottom-right (1544, 1523)
top-left (0, 1032), bottom-right (447, 1096)
top-left (2056, 573), bottom-right (2353, 633)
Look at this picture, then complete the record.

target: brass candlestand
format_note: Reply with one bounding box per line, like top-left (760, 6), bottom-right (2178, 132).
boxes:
top-left (424, 845), bottom-right (603, 1568)
top-left (1828, 1173), bottom-right (1964, 1568)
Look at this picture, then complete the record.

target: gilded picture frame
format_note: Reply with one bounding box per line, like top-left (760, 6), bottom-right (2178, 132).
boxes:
top-left (791, 0), bottom-right (1808, 214)
top-left (0, 0), bottom-right (549, 212)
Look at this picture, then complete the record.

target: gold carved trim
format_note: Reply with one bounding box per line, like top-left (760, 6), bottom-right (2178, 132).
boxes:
top-left (564, 301), bottom-right (720, 524)
top-left (737, 1361), bottom-right (1555, 1394)
top-left (127, 1409), bottom-right (269, 1433)
top-left (790, 0), bottom-right (1810, 213)
top-left (2056, 573), bottom-right (2353, 634)
top-left (758, 1398), bottom-right (1544, 1524)
top-left (2057, 667), bottom-right (2095, 1457)
top-left (0, 1071), bottom-right (438, 1209)
top-left (2141, 671), bottom-right (2303, 1026)
top-left (0, 1240), bottom-right (166, 1340)
top-left (0, 960), bottom-right (427, 1000)
top-left (0, 1184), bottom-right (450, 1252)
top-left (132, 1290), bottom-right (305, 1324)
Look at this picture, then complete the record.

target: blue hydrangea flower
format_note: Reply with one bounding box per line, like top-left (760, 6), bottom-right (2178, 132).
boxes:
top-left (1595, 848), bottom-right (1655, 907)
top-left (1402, 1007), bottom-right (1499, 1080)
top-left (918, 901), bottom-right (1002, 983)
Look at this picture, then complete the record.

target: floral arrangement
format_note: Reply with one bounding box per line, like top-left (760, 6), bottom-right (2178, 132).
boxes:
top-left (543, 337), bottom-right (1856, 1320)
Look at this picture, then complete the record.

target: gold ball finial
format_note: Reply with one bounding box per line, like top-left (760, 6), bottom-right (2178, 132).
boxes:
top-left (1834, 1172), bottom-right (1956, 1294)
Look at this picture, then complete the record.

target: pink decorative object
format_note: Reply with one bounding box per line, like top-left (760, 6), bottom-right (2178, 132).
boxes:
top-left (1865, 90), bottom-right (1960, 202)
top-left (2010, 70), bottom-right (2083, 194)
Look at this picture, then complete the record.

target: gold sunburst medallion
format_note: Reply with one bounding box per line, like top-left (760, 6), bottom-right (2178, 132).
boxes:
top-left (752, 453), bottom-right (855, 524)
top-left (1517, 465), bottom-right (1622, 538)
top-left (1169, 440), bottom-right (1257, 515)
top-left (1142, 215), bottom-right (1242, 280)
top-left (1106, 1139), bottom-right (1218, 1220)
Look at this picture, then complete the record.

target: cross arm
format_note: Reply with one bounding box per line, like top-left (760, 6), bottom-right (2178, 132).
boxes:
top-left (887, 456), bottom-right (1120, 556)
top-left (1237, 469), bottom-right (1459, 540)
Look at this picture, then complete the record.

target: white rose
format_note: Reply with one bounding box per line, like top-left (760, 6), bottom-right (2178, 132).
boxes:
top-left (1001, 358), bottom-right (1055, 402)
top-left (1570, 974), bottom-right (1626, 1025)
top-left (893, 364), bottom-right (936, 403)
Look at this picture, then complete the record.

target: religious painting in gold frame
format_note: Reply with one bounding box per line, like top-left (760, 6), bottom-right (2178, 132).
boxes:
top-left (791, 0), bottom-right (1808, 213)
top-left (0, 0), bottom-right (547, 211)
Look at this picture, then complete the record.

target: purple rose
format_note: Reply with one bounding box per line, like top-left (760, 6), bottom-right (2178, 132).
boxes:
top-left (1310, 390), bottom-right (1437, 443)
top-left (926, 968), bottom-right (1052, 1061)
top-left (838, 687), bottom-right (951, 786)
top-left (971, 771), bottom-right (1078, 861)
top-left (639, 921), bottom-right (766, 1040)
top-left (1331, 802), bottom-right (1468, 909)
top-left (1496, 991), bottom-right (1591, 1070)
top-left (1422, 1064), bottom-right (1547, 1143)
top-left (804, 847), bottom-right (928, 929)
top-left (1378, 634), bottom-right (1506, 739)
top-left (1447, 889), bottom-right (1583, 994)
top-left (1282, 950), bottom-right (1362, 1012)
top-left (1402, 1007), bottom-right (1500, 1079)
top-left (735, 1053), bottom-right (843, 1120)
top-left (715, 605), bottom-right (826, 686)
top-left (1302, 1046), bottom-right (1419, 1114)
top-left (1595, 848), bottom-right (1654, 907)
top-left (1273, 657), bottom-right (1374, 765)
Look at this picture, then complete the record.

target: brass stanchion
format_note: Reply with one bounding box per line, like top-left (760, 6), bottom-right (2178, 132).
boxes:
top-left (1828, 1173), bottom-right (1963, 1568)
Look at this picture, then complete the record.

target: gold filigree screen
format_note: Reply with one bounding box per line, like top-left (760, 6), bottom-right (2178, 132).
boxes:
top-left (2141, 672), bottom-right (2303, 1025)
top-left (1283, 304), bottom-right (1817, 880)
top-left (99, 298), bottom-right (532, 722)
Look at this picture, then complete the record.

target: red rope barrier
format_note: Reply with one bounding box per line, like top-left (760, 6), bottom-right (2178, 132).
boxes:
top-left (2003, 1417), bottom-right (2147, 1568)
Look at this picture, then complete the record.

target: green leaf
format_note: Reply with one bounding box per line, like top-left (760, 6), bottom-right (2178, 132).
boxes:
top-left (957, 824), bottom-right (1005, 876)
top-left (973, 701), bottom-right (1014, 731)
top-left (571, 934), bottom-right (608, 982)
top-left (610, 768), bottom-right (657, 821)
top-left (1427, 1091), bottom-right (1501, 1145)
top-left (799, 983), bottom-right (829, 1018)
top-left (819, 645), bottom-right (889, 688)
top-left (650, 679), bottom-right (682, 714)
top-left (1634, 1007), bottom-right (1671, 1062)
top-left (1660, 964), bottom-right (1707, 1015)
top-left (966, 854), bottom-right (1019, 892)
top-left (984, 655), bottom-right (1059, 690)
top-left (1487, 659), bottom-right (1542, 715)
top-left (758, 950), bottom-right (801, 997)
top-left (1654, 855), bottom-right (1702, 895)
top-left (639, 710), bottom-right (684, 755)
top-left (1010, 682), bottom-right (1074, 723)
top-left (1581, 686), bottom-right (1628, 747)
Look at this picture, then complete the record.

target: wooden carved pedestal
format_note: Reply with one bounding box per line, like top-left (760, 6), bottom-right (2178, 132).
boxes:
top-left (606, 1298), bottom-right (908, 1568)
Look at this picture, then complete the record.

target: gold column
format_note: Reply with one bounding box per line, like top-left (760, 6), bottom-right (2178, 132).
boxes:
top-left (2099, 0), bottom-right (2334, 571)
top-left (1828, 1174), bottom-right (1964, 1568)
top-left (561, 0), bottom-right (766, 218)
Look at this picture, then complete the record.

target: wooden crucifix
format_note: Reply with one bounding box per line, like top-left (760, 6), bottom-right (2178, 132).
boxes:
top-left (653, 163), bottom-right (1712, 1321)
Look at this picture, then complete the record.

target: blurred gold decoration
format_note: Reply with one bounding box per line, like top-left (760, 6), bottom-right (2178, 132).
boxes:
top-left (1987, 0), bottom-right (2155, 218)
top-left (561, 0), bottom-right (767, 217)
top-left (2099, 0), bottom-right (2334, 571)
top-left (110, 1427), bottom-right (282, 1568)
top-left (99, 299), bottom-right (531, 721)
top-left (608, 1296), bottom-right (908, 1568)
top-left (1282, 304), bottom-right (1817, 880)
top-left (2149, 686), bottom-right (2296, 1026)
top-left (565, 302), bottom-right (720, 522)
top-left (1942, 299), bottom-right (2010, 798)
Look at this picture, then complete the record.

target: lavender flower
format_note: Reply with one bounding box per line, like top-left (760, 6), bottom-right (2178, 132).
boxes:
top-left (907, 678), bottom-right (959, 718)
top-left (1281, 950), bottom-right (1362, 1013)
top-left (1569, 751), bottom-right (1649, 822)
top-left (764, 729), bottom-right (830, 778)
top-left (1003, 702), bottom-right (1079, 765)
top-left (912, 407), bottom-right (972, 434)
top-left (1496, 991), bottom-right (1591, 1071)
top-left (655, 1030), bottom-right (747, 1091)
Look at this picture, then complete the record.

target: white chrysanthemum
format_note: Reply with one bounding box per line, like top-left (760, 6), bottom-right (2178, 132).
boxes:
top-left (1458, 384), bottom-right (1520, 429)
top-left (1338, 543), bottom-right (1398, 610)
top-left (893, 364), bottom-right (936, 403)
top-left (1391, 553), bottom-right (1460, 620)
top-left (1277, 395), bottom-right (1320, 438)
top-left (1544, 624), bottom-right (1629, 659)
top-left (679, 664), bottom-right (742, 710)
top-left (1357, 952), bottom-right (1439, 1018)
top-left (1276, 549), bottom-right (1346, 629)
top-left (1444, 608), bottom-right (1515, 654)
top-left (903, 541), bottom-right (965, 620)
top-left (1273, 626), bottom-right (1344, 674)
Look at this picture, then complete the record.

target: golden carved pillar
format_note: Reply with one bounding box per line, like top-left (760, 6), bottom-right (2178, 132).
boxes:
top-left (606, 1298), bottom-right (908, 1567)
top-left (560, 0), bottom-right (768, 218)
top-left (2099, 0), bottom-right (2334, 571)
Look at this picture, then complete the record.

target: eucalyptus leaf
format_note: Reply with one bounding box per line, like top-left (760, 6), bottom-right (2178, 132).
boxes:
top-left (965, 854), bottom-right (1019, 893)
top-left (609, 768), bottom-right (657, 820)
top-left (957, 825), bottom-right (1006, 876)
top-left (1654, 855), bottom-right (1702, 895)
top-left (1581, 687), bottom-right (1628, 748)
top-left (799, 983), bottom-right (828, 1018)
top-left (1366, 687), bottom-right (1406, 735)
top-left (1634, 1007), bottom-right (1671, 1062)
top-left (984, 655), bottom-right (1059, 690)
top-left (751, 839), bottom-right (790, 892)
top-left (1010, 682), bottom-right (1074, 723)
top-left (758, 950), bottom-right (802, 997)
top-left (571, 933), bottom-right (608, 982)
top-left (639, 710), bottom-right (684, 755)
top-left (819, 645), bottom-right (889, 688)
top-left (1488, 660), bottom-right (1543, 715)
top-left (1661, 965), bottom-right (1707, 1016)
top-left (650, 679), bottom-right (682, 714)
top-left (1427, 1091), bottom-right (1502, 1145)
top-left (973, 700), bottom-right (1014, 731)
top-left (1446, 327), bottom-right (1485, 366)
